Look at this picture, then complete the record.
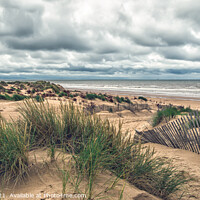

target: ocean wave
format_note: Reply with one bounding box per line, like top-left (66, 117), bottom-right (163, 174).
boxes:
top-left (52, 80), bottom-right (200, 98)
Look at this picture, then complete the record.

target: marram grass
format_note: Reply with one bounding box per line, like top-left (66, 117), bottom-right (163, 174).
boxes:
top-left (1, 99), bottom-right (188, 199)
top-left (0, 120), bottom-right (29, 185)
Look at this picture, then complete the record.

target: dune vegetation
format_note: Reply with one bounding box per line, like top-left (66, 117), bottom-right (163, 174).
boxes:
top-left (152, 106), bottom-right (193, 127)
top-left (0, 99), bottom-right (188, 199)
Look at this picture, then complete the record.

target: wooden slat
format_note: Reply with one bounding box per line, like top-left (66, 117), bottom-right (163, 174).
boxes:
top-left (136, 112), bottom-right (200, 154)
top-left (162, 125), bottom-right (177, 148)
top-left (180, 116), bottom-right (198, 154)
top-left (172, 119), bottom-right (188, 150)
top-left (168, 122), bottom-right (182, 149)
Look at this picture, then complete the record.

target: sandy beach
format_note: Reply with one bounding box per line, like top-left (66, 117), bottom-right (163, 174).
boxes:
top-left (0, 83), bottom-right (200, 200)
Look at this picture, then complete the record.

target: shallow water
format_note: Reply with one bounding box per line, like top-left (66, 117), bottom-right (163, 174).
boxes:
top-left (52, 80), bottom-right (200, 99)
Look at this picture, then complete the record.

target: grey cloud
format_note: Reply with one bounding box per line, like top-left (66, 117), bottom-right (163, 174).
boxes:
top-left (97, 47), bottom-right (120, 54)
top-left (175, 0), bottom-right (200, 26)
top-left (53, 66), bottom-right (200, 76)
top-left (7, 35), bottom-right (91, 51)
top-left (160, 47), bottom-right (200, 62)
top-left (0, 67), bottom-right (33, 74)
top-left (0, 1), bottom-right (43, 37)
top-left (0, 0), bottom-right (200, 79)
top-left (0, 0), bottom-right (44, 12)
top-left (36, 65), bottom-right (163, 76)
top-left (128, 24), bottom-right (198, 47)
top-left (1, 0), bottom-right (90, 52)
top-left (165, 68), bottom-right (200, 75)
top-left (2, 61), bottom-right (200, 78)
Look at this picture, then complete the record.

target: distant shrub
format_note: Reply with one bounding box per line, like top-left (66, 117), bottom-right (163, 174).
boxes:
top-left (7, 81), bottom-right (21, 85)
top-left (115, 96), bottom-right (122, 103)
top-left (31, 89), bottom-right (36, 94)
top-left (152, 105), bottom-right (194, 127)
top-left (179, 107), bottom-right (192, 113)
top-left (73, 93), bottom-right (79, 97)
top-left (108, 98), bottom-right (113, 102)
top-left (14, 81), bottom-right (21, 85)
top-left (19, 84), bottom-right (26, 89)
top-left (26, 90), bottom-right (31, 94)
top-left (121, 97), bottom-right (125, 102)
top-left (12, 94), bottom-right (26, 101)
top-left (125, 97), bottom-right (131, 104)
top-left (35, 95), bottom-right (44, 102)
top-left (58, 92), bottom-right (68, 97)
top-left (0, 81), bottom-right (8, 86)
top-left (152, 107), bottom-right (179, 127)
top-left (10, 87), bottom-right (16, 91)
top-left (7, 81), bottom-right (15, 84)
top-left (51, 84), bottom-right (60, 94)
top-left (0, 85), bottom-right (5, 89)
top-left (85, 93), bottom-right (109, 101)
top-left (0, 85), bottom-right (5, 92)
top-left (138, 96), bottom-right (147, 101)
top-left (115, 96), bottom-right (132, 103)
top-left (86, 93), bottom-right (97, 100)
top-left (98, 95), bottom-right (106, 101)
top-left (1, 93), bottom-right (26, 101)
top-left (58, 92), bottom-right (64, 97)
top-left (0, 94), bottom-right (6, 100)
top-left (45, 86), bottom-right (51, 90)
top-left (7, 90), bottom-right (13, 94)
top-left (80, 93), bottom-right (86, 99)
top-left (34, 84), bottom-right (44, 90)
top-left (4, 94), bottom-right (12, 100)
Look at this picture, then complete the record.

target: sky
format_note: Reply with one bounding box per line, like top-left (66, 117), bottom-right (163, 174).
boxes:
top-left (0, 0), bottom-right (200, 80)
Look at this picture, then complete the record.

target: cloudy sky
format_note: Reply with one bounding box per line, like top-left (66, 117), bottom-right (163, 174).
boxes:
top-left (0, 0), bottom-right (200, 80)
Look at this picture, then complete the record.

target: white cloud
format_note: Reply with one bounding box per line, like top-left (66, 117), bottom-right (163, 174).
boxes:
top-left (0, 0), bottom-right (200, 79)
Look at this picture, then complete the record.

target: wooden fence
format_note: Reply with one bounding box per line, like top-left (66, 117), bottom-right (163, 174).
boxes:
top-left (135, 111), bottom-right (200, 154)
top-left (85, 103), bottom-right (150, 114)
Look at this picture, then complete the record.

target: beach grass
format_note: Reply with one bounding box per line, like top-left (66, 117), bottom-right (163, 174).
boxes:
top-left (0, 94), bottom-right (27, 101)
top-left (0, 120), bottom-right (29, 185)
top-left (18, 99), bottom-right (62, 147)
top-left (152, 106), bottom-right (193, 127)
top-left (13, 99), bottom-right (188, 199)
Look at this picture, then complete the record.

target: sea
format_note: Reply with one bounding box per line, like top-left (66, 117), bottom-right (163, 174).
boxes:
top-left (52, 80), bottom-right (200, 100)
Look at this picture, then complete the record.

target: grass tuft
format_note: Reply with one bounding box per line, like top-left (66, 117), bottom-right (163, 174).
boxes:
top-left (18, 99), bottom-right (62, 147)
top-left (152, 106), bottom-right (193, 127)
top-left (0, 121), bottom-right (29, 185)
top-left (138, 96), bottom-right (148, 101)
top-left (0, 99), bottom-right (186, 198)
top-left (17, 99), bottom-right (188, 199)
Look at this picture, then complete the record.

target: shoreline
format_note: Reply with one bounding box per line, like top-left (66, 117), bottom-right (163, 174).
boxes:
top-left (63, 87), bottom-right (200, 101)
top-left (64, 87), bottom-right (200, 110)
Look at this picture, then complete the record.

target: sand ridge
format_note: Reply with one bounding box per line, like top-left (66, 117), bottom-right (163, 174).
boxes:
top-left (0, 92), bottom-right (200, 200)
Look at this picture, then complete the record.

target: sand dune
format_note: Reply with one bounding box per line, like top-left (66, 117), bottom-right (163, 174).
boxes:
top-left (0, 93), bottom-right (200, 200)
